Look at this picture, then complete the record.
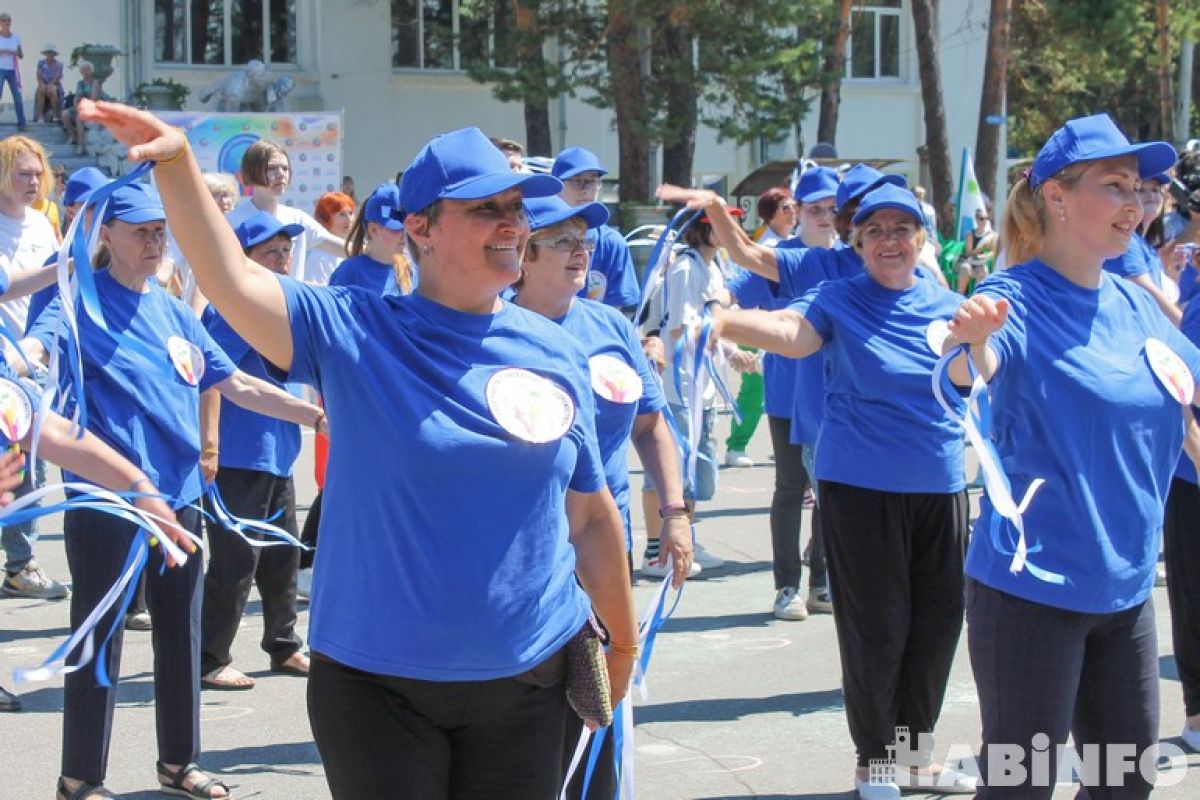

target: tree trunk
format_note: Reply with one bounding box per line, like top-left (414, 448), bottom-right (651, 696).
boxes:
top-left (657, 9), bottom-right (696, 187)
top-left (514, 1), bottom-right (552, 155)
top-left (974, 0), bottom-right (1010, 204)
top-left (1156, 0), bottom-right (1174, 142)
top-left (816, 0), bottom-right (853, 147)
top-left (608, 0), bottom-right (651, 202)
top-left (911, 0), bottom-right (955, 239)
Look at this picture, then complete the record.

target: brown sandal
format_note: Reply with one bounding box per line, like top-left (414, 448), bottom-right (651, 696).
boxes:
top-left (200, 665), bottom-right (255, 691)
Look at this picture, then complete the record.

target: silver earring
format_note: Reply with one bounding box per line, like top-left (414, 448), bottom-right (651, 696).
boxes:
top-left (1057, 205), bottom-right (1066, 222)
top-left (421, 244), bottom-right (431, 255)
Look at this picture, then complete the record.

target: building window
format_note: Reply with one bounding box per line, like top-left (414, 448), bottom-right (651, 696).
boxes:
top-left (154, 0), bottom-right (297, 66)
top-left (846, 0), bottom-right (902, 80)
top-left (391, 0), bottom-right (517, 71)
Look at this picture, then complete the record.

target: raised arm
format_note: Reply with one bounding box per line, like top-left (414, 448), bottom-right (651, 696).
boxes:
top-left (656, 184), bottom-right (780, 282)
top-left (78, 100), bottom-right (296, 370)
top-left (712, 306), bottom-right (822, 359)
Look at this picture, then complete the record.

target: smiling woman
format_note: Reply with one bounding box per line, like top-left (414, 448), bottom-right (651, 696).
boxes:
top-left (77, 100), bottom-right (638, 799)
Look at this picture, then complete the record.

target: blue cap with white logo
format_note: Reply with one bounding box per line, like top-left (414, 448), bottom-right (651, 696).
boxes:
top-left (363, 182), bottom-right (405, 231)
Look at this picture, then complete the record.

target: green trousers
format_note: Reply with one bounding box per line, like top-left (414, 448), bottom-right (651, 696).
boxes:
top-left (725, 348), bottom-right (764, 452)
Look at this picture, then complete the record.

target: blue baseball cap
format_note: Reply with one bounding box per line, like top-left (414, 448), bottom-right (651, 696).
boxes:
top-left (233, 210), bottom-right (304, 250)
top-left (795, 167), bottom-right (839, 204)
top-left (851, 183), bottom-right (927, 227)
top-left (1143, 172), bottom-right (1171, 187)
top-left (399, 127), bottom-right (562, 216)
top-left (63, 167), bottom-right (108, 206)
top-left (101, 182), bottom-right (165, 224)
top-left (552, 147), bottom-right (608, 180)
top-left (525, 196), bottom-right (609, 232)
top-left (1029, 114), bottom-right (1176, 189)
top-left (363, 182), bottom-right (405, 231)
top-left (837, 164), bottom-right (907, 210)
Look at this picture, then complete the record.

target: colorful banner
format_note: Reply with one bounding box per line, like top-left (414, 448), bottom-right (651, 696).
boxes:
top-left (955, 148), bottom-right (989, 241)
top-left (156, 111), bottom-right (343, 216)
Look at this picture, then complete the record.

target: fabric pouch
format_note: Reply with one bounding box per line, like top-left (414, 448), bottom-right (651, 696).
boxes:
top-left (564, 618), bottom-right (613, 727)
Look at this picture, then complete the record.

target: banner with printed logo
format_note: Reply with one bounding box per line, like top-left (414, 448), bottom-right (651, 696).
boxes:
top-left (156, 111), bottom-right (343, 216)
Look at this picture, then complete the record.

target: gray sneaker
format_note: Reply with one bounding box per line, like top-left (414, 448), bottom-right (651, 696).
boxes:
top-left (2, 561), bottom-right (70, 600)
top-left (806, 587), bottom-right (834, 614)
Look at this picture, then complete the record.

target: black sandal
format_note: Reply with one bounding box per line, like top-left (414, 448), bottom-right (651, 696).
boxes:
top-left (56, 777), bottom-right (115, 799)
top-left (155, 762), bottom-right (231, 799)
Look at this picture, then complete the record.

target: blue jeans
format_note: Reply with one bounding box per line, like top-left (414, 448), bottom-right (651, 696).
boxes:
top-left (645, 403), bottom-right (717, 502)
top-left (0, 69), bottom-right (24, 126)
top-left (2, 457), bottom-right (45, 573)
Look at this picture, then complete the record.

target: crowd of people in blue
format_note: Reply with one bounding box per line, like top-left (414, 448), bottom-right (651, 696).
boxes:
top-left (0, 81), bottom-right (1197, 800)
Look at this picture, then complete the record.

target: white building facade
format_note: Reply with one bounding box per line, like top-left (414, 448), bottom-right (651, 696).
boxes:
top-left (10, 0), bottom-right (988, 211)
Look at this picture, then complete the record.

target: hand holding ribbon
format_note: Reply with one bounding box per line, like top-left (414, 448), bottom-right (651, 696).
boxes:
top-left (658, 515), bottom-right (694, 589)
top-left (77, 99), bottom-right (189, 165)
top-left (947, 295), bottom-right (1009, 347)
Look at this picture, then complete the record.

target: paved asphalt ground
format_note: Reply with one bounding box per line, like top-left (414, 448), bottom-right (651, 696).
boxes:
top-left (3, 419), bottom-right (1200, 799)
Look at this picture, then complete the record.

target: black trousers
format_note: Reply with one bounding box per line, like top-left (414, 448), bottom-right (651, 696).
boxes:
top-left (200, 467), bottom-right (302, 675)
top-left (968, 579), bottom-right (1158, 799)
top-left (767, 415), bottom-right (826, 591)
top-left (818, 480), bottom-right (967, 767)
top-left (308, 653), bottom-right (569, 800)
top-left (62, 505), bottom-right (204, 783)
top-left (1164, 476), bottom-right (1200, 716)
top-left (299, 489), bottom-right (323, 571)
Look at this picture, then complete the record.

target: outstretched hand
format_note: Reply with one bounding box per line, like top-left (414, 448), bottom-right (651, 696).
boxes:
top-left (656, 184), bottom-right (722, 210)
top-left (948, 295), bottom-right (1009, 346)
top-left (77, 100), bottom-right (189, 164)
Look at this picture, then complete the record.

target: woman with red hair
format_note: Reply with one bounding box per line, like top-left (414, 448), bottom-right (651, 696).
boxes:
top-left (307, 191), bottom-right (355, 286)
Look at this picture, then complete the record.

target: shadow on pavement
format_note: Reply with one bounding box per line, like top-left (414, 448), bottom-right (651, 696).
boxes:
top-left (204, 740), bottom-right (322, 774)
top-left (662, 612), bottom-right (782, 632)
top-left (637, 688), bottom-right (843, 724)
top-left (1161, 654), bottom-right (1179, 682)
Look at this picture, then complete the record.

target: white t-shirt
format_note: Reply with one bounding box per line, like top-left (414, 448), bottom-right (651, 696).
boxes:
top-left (663, 247), bottom-right (724, 406)
top-left (304, 248), bottom-right (342, 287)
top-left (226, 197), bottom-right (331, 285)
top-left (0, 207), bottom-right (57, 332)
top-left (0, 34), bottom-right (21, 71)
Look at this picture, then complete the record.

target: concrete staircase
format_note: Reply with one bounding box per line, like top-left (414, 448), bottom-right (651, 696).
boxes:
top-left (0, 120), bottom-right (107, 175)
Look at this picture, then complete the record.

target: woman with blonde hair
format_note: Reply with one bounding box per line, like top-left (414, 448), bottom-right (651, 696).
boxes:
top-left (329, 182), bottom-right (413, 295)
top-left (948, 114), bottom-right (1188, 798)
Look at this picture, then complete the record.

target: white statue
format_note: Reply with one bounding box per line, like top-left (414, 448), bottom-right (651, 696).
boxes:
top-left (198, 60), bottom-right (295, 112)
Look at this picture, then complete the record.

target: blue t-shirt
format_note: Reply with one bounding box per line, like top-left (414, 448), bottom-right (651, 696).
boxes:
top-left (1173, 299), bottom-right (1200, 485)
top-left (329, 254), bottom-right (394, 296)
top-left (726, 266), bottom-right (796, 419)
top-left (579, 225), bottom-right (640, 308)
top-left (776, 243), bottom-right (864, 445)
top-left (1102, 233), bottom-right (1162, 290)
top-left (555, 298), bottom-right (664, 548)
top-left (281, 279), bottom-right (606, 681)
top-left (29, 271), bottom-right (238, 507)
top-left (1180, 264), bottom-right (1198, 306)
top-left (791, 271), bottom-right (965, 493)
top-left (967, 260), bottom-right (1200, 613)
top-left (23, 251), bottom-right (60, 336)
top-left (205, 310), bottom-right (303, 478)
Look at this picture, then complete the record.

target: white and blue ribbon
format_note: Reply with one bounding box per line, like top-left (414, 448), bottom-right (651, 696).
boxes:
top-left (200, 481), bottom-right (309, 549)
top-left (932, 346), bottom-right (1063, 584)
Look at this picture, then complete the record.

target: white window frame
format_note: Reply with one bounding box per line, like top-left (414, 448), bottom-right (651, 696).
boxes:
top-left (392, 0), bottom-right (512, 73)
top-left (154, 0), bottom-right (298, 67)
top-left (844, 3), bottom-right (904, 81)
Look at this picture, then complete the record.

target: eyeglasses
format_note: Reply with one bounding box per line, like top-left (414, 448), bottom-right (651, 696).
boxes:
top-left (531, 235), bottom-right (596, 253)
top-left (861, 224), bottom-right (918, 242)
top-left (566, 177), bottom-right (602, 192)
top-left (778, 202), bottom-right (797, 212)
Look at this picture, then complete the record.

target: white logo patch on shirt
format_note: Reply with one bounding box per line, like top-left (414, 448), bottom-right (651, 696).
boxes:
top-left (589, 354), bottom-right (643, 404)
top-left (586, 270), bottom-right (607, 301)
top-left (486, 368), bottom-right (576, 443)
top-left (166, 335), bottom-right (206, 387)
top-left (1144, 337), bottom-right (1194, 405)
top-left (925, 319), bottom-right (951, 357)
top-left (0, 378), bottom-right (32, 442)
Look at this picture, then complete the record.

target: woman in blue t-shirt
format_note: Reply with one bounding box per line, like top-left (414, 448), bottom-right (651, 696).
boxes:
top-left (514, 194), bottom-right (692, 799)
top-left (947, 114), bottom-right (1187, 798)
top-left (696, 184), bottom-right (973, 799)
top-left (81, 99), bottom-right (638, 799)
top-left (328, 181), bottom-right (414, 296)
top-left (25, 183), bottom-right (328, 800)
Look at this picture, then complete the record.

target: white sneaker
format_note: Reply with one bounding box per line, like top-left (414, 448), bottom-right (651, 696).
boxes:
top-left (806, 587), bottom-right (834, 614)
top-left (2, 561), bottom-right (70, 600)
top-left (724, 450), bottom-right (753, 467)
top-left (854, 773), bottom-right (900, 800)
top-left (297, 567), bottom-right (313, 600)
top-left (1181, 722), bottom-right (1200, 752)
top-left (640, 552), bottom-right (701, 579)
top-left (895, 765), bottom-right (978, 794)
top-left (692, 542), bottom-right (724, 569)
top-left (773, 587), bottom-right (808, 621)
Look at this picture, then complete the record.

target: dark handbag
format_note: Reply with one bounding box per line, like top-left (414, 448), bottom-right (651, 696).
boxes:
top-left (564, 618), bottom-right (613, 727)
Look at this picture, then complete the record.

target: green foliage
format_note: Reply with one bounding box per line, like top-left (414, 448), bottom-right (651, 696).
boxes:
top-left (1008, 0), bottom-right (1200, 156)
top-left (461, 0), bottom-right (833, 149)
